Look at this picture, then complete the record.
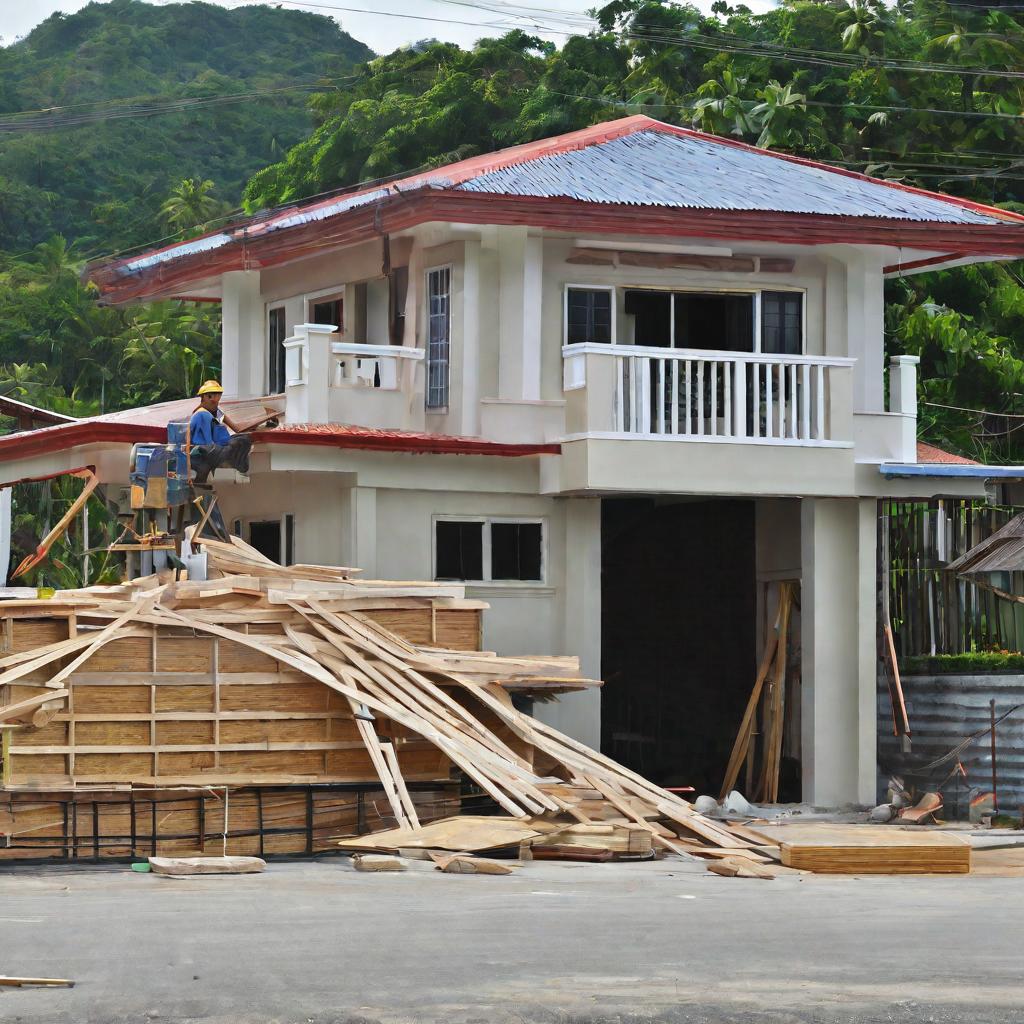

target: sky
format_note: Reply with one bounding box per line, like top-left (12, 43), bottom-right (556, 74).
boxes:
top-left (0, 0), bottom-right (626, 52)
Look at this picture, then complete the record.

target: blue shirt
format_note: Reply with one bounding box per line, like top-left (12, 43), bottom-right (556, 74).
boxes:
top-left (190, 408), bottom-right (230, 446)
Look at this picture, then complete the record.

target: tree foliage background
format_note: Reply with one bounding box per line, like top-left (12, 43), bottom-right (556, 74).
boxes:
top-left (2, 0), bottom-right (1024, 581)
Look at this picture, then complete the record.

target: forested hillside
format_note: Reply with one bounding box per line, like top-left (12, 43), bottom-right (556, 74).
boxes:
top-left (246, 0), bottom-right (1024, 463)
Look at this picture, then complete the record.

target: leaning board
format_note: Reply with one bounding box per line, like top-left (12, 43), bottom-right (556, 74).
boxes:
top-left (759, 824), bottom-right (971, 874)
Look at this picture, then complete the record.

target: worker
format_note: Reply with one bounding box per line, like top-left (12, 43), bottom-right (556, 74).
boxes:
top-left (189, 380), bottom-right (252, 483)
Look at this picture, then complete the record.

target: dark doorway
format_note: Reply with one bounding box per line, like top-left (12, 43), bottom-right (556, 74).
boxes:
top-left (248, 520), bottom-right (281, 564)
top-left (601, 498), bottom-right (757, 793)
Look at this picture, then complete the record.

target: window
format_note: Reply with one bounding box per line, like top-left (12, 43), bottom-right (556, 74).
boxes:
top-left (426, 267), bottom-right (451, 409)
top-left (624, 290), bottom-right (753, 351)
top-left (435, 520), bottom-right (483, 581)
top-left (248, 520), bottom-right (281, 563)
top-left (434, 518), bottom-right (544, 583)
top-left (389, 266), bottom-right (408, 346)
top-left (761, 291), bottom-right (803, 355)
top-left (566, 287), bottom-right (612, 344)
top-left (268, 306), bottom-right (286, 393)
top-left (310, 296), bottom-right (343, 332)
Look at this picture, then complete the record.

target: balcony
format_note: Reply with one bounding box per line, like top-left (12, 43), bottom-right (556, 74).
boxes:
top-left (554, 343), bottom-right (859, 496)
top-left (283, 323), bottom-right (425, 429)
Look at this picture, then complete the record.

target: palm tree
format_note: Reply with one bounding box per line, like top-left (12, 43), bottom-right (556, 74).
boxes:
top-left (159, 178), bottom-right (224, 236)
top-left (836, 0), bottom-right (888, 55)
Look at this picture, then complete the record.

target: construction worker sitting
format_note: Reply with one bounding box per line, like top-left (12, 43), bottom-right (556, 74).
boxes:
top-left (189, 380), bottom-right (252, 483)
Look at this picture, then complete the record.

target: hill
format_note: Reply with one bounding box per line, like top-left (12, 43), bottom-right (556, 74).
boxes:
top-left (0, 0), bottom-right (374, 253)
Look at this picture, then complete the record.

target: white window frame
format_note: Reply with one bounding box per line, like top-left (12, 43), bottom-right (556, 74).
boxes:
top-left (563, 284), bottom-right (617, 346)
top-left (266, 303), bottom-right (287, 394)
top-left (432, 515), bottom-right (546, 585)
top-left (231, 513), bottom-right (295, 566)
top-left (304, 285), bottom-right (345, 333)
top-left (564, 284), bottom-right (806, 354)
top-left (425, 264), bottom-right (453, 412)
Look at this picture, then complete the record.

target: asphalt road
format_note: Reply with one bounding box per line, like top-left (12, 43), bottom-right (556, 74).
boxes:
top-left (1, 856), bottom-right (1022, 1024)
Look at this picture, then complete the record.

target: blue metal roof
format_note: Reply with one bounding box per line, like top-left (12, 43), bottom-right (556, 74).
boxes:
top-left (456, 129), bottom-right (1005, 225)
top-left (880, 463), bottom-right (1024, 479)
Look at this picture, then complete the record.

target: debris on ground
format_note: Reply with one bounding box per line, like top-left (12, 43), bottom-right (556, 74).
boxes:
top-left (148, 856), bottom-right (266, 876)
top-left (0, 976), bottom-right (75, 988)
top-left (429, 852), bottom-right (514, 874)
top-left (352, 854), bottom-right (407, 872)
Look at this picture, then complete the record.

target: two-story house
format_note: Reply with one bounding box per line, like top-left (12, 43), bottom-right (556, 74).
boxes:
top-left (6, 116), bottom-right (1024, 805)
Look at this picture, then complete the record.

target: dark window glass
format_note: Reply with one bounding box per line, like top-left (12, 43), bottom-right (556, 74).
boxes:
top-left (312, 298), bottom-right (343, 331)
top-left (567, 288), bottom-right (612, 344)
top-left (389, 266), bottom-right (409, 346)
top-left (761, 291), bottom-right (802, 355)
top-left (284, 513), bottom-right (295, 567)
top-left (248, 520), bottom-right (281, 564)
top-left (435, 520), bottom-right (483, 580)
top-left (268, 306), bottom-right (286, 393)
top-left (491, 522), bottom-right (542, 581)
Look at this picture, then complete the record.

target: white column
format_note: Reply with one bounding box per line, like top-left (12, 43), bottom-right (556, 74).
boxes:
top-left (843, 251), bottom-right (885, 412)
top-left (221, 270), bottom-right (264, 398)
top-left (497, 227), bottom-right (543, 401)
top-left (460, 240), bottom-right (482, 437)
top-left (889, 354), bottom-right (920, 462)
top-left (800, 497), bottom-right (877, 806)
top-left (535, 498), bottom-right (602, 749)
top-left (342, 486), bottom-right (377, 577)
top-left (0, 487), bottom-right (10, 587)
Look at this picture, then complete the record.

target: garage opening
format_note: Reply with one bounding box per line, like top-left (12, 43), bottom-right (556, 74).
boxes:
top-left (600, 498), bottom-right (758, 794)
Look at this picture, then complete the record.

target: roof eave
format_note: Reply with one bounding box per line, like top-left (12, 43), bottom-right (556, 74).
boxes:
top-left (91, 191), bottom-right (1024, 306)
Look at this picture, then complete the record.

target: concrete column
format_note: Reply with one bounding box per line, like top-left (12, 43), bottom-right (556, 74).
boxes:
top-left (800, 497), bottom-right (877, 806)
top-left (843, 252), bottom-right (885, 412)
top-left (221, 270), bottom-right (263, 398)
top-left (460, 240), bottom-right (482, 437)
top-left (889, 354), bottom-right (920, 462)
top-left (341, 486), bottom-right (377, 577)
top-left (497, 227), bottom-right (543, 401)
top-left (823, 257), bottom-right (848, 360)
top-left (534, 498), bottom-right (602, 749)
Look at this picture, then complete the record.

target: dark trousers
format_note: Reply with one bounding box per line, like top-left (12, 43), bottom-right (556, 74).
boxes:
top-left (190, 434), bottom-right (252, 483)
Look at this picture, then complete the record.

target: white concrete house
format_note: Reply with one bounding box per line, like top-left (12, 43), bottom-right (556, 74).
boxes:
top-left (9, 116), bottom-right (1024, 804)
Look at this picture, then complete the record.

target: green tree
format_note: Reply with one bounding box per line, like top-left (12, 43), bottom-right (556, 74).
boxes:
top-left (159, 178), bottom-right (225, 236)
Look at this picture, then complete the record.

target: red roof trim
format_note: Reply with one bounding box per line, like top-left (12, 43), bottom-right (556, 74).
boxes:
top-left (0, 419), bottom-right (559, 464)
top-left (883, 252), bottom-right (969, 275)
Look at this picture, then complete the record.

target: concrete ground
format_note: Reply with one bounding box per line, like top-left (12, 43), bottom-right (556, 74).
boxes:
top-left (1, 856), bottom-right (1022, 1024)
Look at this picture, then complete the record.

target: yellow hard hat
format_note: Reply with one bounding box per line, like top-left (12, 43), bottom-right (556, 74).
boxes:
top-left (196, 380), bottom-right (224, 396)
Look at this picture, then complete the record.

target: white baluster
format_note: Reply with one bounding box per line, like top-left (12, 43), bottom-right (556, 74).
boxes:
top-left (657, 358), bottom-right (665, 434)
top-left (765, 361), bottom-right (773, 439)
top-left (733, 359), bottom-right (746, 438)
top-left (710, 361), bottom-right (718, 436)
top-left (724, 359), bottom-right (732, 437)
top-left (684, 361), bottom-right (692, 436)
top-left (696, 360), bottom-right (705, 436)
top-left (816, 364), bottom-right (825, 440)
top-left (671, 360), bottom-right (679, 435)
top-left (752, 363), bottom-right (760, 438)
top-left (615, 354), bottom-right (625, 431)
top-left (800, 363), bottom-right (810, 440)
top-left (789, 364), bottom-right (797, 439)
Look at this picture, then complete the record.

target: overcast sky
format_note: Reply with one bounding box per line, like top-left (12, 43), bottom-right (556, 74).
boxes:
top-left (0, 0), bottom-right (628, 52)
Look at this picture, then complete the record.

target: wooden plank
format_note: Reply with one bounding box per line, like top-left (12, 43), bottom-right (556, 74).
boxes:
top-left (0, 689), bottom-right (69, 724)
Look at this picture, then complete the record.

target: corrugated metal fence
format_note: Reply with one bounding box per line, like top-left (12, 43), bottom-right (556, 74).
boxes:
top-left (885, 499), bottom-right (1024, 657)
top-left (878, 673), bottom-right (1024, 814)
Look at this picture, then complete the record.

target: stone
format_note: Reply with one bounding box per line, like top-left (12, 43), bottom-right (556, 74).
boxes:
top-left (693, 795), bottom-right (720, 815)
top-left (868, 803), bottom-right (896, 823)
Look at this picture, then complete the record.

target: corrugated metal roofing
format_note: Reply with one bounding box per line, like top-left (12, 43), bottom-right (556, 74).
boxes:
top-left (123, 233), bottom-right (233, 273)
top-left (456, 129), bottom-right (1005, 225)
top-left (261, 187), bottom-right (391, 233)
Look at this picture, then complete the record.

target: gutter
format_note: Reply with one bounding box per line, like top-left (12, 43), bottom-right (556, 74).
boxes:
top-left (880, 463), bottom-right (1024, 479)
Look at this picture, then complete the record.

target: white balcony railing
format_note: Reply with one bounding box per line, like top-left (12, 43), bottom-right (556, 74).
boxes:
top-left (284, 323), bottom-right (424, 426)
top-left (563, 344), bottom-right (856, 445)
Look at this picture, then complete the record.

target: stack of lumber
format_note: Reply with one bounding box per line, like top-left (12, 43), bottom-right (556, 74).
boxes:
top-left (753, 823), bottom-right (972, 874)
top-left (0, 536), bottom-right (757, 864)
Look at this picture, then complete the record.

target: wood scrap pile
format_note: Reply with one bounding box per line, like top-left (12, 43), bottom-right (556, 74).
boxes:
top-left (0, 535), bottom-right (784, 869)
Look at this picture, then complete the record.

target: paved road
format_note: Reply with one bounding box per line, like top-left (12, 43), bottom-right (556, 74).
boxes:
top-left (0, 857), bottom-right (1021, 1023)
